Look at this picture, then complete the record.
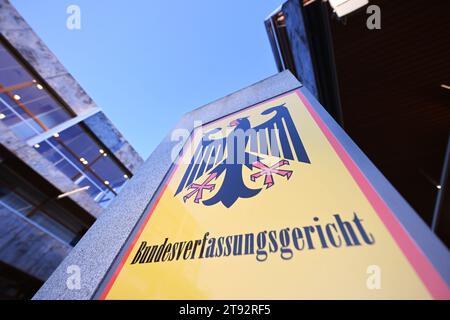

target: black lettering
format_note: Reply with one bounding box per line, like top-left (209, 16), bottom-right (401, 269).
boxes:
top-left (326, 223), bottom-right (342, 248)
top-left (292, 228), bottom-right (304, 250)
top-left (215, 237), bottom-right (224, 257)
top-left (191, 239), bottom-right (202, 259)
top-left (205, 238), bottom-right (216, 258)
top-left (169, 242), bottom-right (179, 261)
top-left (268, 230), bottom-right (278, 253)
top-left (244, 233), bottom-right (254, 255)
top-left (279, 228), bottom-right (293, 259)
top-left (145, 245), bottom-right (158, 263)
top-left (233, 234), bottom-right (243, 256)
top-left (334, 214), bottom-right (361, 246)
top-left (154, 238), bottom-right (168, 262)
top-left (352, 212), bottom-right (375, 245)
top-left (183, 241), bottom-right (193, 260)
top-left (314, 217), bottom-right (329, 249)
top-left (256, 231), bottom-right (268, 262)
top-left (303, 226), bottom-right (315, 249)
top-left (176, 241), bottom-right (186, 260)
top-left (224, 236), bottom-right (232, 256)
top-left (131, 241), bottom-right (147, 264)
top-left (162, 243), bottom-right (172, 262)
top-left (199, 232), bottom-right (209, 259)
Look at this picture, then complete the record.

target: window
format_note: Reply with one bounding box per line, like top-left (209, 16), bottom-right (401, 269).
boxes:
top-left (0, 40), bottom-right (72, 140)
top-left (35, 123), bottom-right (131, 207)
top-left (0, 163), bottom-right (88, 245)
top-left (0, 39), bottom-right (131, 207)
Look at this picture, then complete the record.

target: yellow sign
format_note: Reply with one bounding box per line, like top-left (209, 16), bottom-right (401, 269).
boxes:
top-left (99, 90), bottom-right (449, 299)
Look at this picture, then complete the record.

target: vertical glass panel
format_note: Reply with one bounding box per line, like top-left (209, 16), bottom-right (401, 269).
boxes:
top-left (0, 94), bottom-right (44, 139)
top-left (77, 177), bottom-right (104, 199)
top-left (34, 123), bottom-right (131, 206)
top-left (91, 156), bottom-right (128, 192)
top-left (36, 140), bottom-right (62, 163)
top-left (13, 86), bottom-right (71, 129)
top-left (55, 124), bottom-right (101, 164)
top-left (0, 185), bottom-right (33, 216)
top-left (30, 211), bottom-right (76, 244)
top-left (0, 162), bottom-right (88, 246)
top-left (0, 41), bottom-right (72, 139)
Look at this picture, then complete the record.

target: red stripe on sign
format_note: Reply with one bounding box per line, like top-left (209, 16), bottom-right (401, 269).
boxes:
top-left (296, 89), bottom-right (450, 299)
top-left (99, 153), bottom-right (185, 299)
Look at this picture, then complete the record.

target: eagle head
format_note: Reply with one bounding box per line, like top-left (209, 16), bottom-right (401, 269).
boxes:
top-left (228, 117), bottom-right (250, 128)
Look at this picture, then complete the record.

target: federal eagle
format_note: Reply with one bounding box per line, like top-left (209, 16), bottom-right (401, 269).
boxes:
top-left (175, 104), bottom-right (310, 208)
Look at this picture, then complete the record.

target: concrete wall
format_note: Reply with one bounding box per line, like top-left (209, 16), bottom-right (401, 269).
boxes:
top-left (84, 112), bottom-right (143, 174)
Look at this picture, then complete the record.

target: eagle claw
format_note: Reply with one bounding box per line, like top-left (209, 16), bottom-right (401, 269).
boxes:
top-left (182, 172), bottom-right (217, 204)
top-left (250, 159), bottom-right (292, 188)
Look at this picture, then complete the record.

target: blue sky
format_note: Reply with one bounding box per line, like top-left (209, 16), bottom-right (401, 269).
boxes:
top-left (11, 0), bottom-right (285, 159)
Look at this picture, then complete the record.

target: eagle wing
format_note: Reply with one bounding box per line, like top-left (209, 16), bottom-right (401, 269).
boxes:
top-left (175, 127), bottom-right (226, 195)
top-left (251, 104), bottom-right (310, 163)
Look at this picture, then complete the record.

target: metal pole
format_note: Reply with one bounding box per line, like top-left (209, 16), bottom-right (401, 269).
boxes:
top-left (432, 134), bottom-right (450, 231)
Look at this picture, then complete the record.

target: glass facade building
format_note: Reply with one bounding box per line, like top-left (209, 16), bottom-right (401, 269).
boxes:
top-left (0, 43), bottom-right (72, 139)
top-left (0, 41), bottom-right (132, 208)
top-left (0, 1), bottom-right (143, 299)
